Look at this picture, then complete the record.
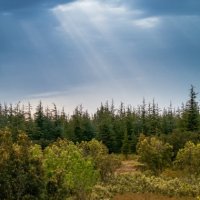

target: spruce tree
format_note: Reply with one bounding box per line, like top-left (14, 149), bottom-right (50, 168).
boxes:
top-left (141, 98), bottom-right (148, 134)
top-left (121, 129), bottom-right (130, 159)
top-left (186, 85), bottom-right (199, 132)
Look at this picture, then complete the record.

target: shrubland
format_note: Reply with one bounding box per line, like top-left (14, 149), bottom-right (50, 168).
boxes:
top-left (90, 173), bottom-right (200, 200)
top-left (0, 129), bottom-right (120, 200)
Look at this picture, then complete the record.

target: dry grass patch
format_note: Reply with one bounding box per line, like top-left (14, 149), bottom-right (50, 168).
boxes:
top-left (115, 159), bottom-right (143, 174)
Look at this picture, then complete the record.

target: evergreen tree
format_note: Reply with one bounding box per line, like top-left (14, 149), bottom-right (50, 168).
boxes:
top-left (148, 100), bottom-right (160, 135)
top-left (25, 103), bottom-right (37, 140)
top-left (185, 85), bottom-right (199, 132)
top-left (94, 103), bottom-right (117, 153)
top-left (141, 98), bottom-right (148, 134)
top-left (161, 103), bottom-right (175, 135)
top-left (121, 129), bottom-right (130, 159)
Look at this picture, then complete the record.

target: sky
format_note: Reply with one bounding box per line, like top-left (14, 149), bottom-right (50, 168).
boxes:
top-left (0, 0), bottom-right (200, 114)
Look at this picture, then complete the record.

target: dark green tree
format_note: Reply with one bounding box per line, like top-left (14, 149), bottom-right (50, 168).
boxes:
top-left (185, 85), bottom-right (199, 132)
top-left (94, 103), bottom-right (117, 153)
top-left (121, 129), bottom-right (130, 159)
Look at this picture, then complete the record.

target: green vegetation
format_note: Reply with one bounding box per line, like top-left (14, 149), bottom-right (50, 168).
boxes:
top-left (43, 139), bottom-right (99, 200)
top-left (137, 135), bottom-right (173, 174)
top-left (0, 130), bottom-right (44, 200)
top-left (1, 85), bottom-right (200, 199)
top-left (174, 141), bottom-right (200, 176)
top-left (0, 85), bottom-right (200, 154)
top-left (90, 172), bottom-right (200, 199)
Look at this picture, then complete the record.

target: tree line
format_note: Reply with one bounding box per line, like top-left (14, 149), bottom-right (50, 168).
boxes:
top-left (0, 85), bottom-right (200, 155)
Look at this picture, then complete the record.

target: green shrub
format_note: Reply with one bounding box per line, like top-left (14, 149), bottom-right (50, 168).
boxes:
top-left (78, 139), bottom-right (121, 182)
top-left (162, 130), bottom-right (200, 157)
top-left (78, 139), bottom-right (108, 157)
top-left (90, 173), bottom-right (200, 199)
top-left (174, 141), bottom-right (200, 177)
top-left (43, 139), bottom-right (99, 200)
top-left (0, 129), bottom-right (45, 200)
top-left (137, 135), bottom-right (173, 174)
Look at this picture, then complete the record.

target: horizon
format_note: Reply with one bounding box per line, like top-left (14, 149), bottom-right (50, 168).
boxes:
top-left (0, 85), bottom-right (197, 116)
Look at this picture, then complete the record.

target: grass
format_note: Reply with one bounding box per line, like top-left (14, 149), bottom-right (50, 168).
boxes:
top-left (113, 193), bottom-right (195, 200)
top-left (115, 155), bottom-right (144, 174)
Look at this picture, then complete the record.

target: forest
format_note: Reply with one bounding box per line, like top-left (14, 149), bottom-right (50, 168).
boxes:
top-left (1, 85), bottom-right (200, 200)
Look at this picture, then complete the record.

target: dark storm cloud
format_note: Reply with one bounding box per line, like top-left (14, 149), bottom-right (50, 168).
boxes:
top-left (0, 2), bottom-right (90, 97)
top-left (123, 0), bottom-right (200, 16)
top-left (0, 0), bottom-right (200, 107)
top-left (0, 0), bottom-right (76, 12)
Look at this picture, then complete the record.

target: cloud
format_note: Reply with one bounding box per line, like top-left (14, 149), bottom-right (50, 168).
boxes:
top-left (120, 0), bottom-right (200, 16)
top-left (133, 17), bottom-right (159, 28)
top-left (0, 0), bottom-right (200, 111)
top-left (0, 8), bottom-right (92, 97)
top-left (25, 80), bottom-right (150, 114)
top-left (0, 0), bottom-right (76, 12)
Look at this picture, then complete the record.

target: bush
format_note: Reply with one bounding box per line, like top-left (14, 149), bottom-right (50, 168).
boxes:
top-left (78, 139), bottom-right (121, 182)
top-left (137, 135), bottom-right (173, 174)
top-left (0, 129), bottom-right (45, 200)
top-left (90, 173), bottom-right (200, 199)
top-left (162, 130), bottom-right (200, 157)
top-left (174, 141), bottom-right (200, 177)
top-left (78, 139), bottom-right (108, 158)
top-left (43, 139), bottom-right (99, 200)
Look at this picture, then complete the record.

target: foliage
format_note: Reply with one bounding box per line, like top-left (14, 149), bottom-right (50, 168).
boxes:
top-left (91, 173), bottom-right (200, 200)
top-left (174, 141), bottom-right (200, 176)
top-left (137, 135), bottom-right (173, 174)
top-left (95, 154), bottom-right (121, 182)
top-left (0, 86), bottom-right (200, 199)
top-left (78, 139), bottom-right (108, 157)
top-left (185, 85), bottom-right (200, 132)
top-left (43, 139), bottom-right (99, 200)
top-left (0, 86), bottom-right (199, 153)
top-left (0, 129), bottom-right (44, 200)
top-left (121, 130), bottom-right (130, 159)
top-left (78, 139), bottom-right (121, 182)
top-left (161, 130), bottom-right (200, 157)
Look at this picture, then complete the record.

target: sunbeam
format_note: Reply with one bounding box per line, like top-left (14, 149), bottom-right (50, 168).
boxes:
top-left (0, 0), bottom-right (200, 113)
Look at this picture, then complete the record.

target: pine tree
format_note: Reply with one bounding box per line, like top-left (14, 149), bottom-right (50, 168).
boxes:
top-left (161, 103), bottom-right (175, 134)
top-left (33, 101), bottom-right (45, 141)
top-left (141, 98), bottom-right (148, 134)
top-left (186, 85), bottom-right (199, 132)
top-left (121, 129), bottom-right (130, 159)
top-left (95, 103), bottom-right (116, 153)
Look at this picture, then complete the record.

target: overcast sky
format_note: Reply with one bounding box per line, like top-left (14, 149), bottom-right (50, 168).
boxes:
top-left (0, 0), bottom-right (200, 113)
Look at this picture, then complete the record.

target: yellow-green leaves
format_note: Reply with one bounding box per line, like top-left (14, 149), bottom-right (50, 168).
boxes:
top-left (137, 135), bottom-right (173, 174)
top-left (174, 141), bottom-right (200, 176)
top-left (43, 139), bottom-right (99, 200)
